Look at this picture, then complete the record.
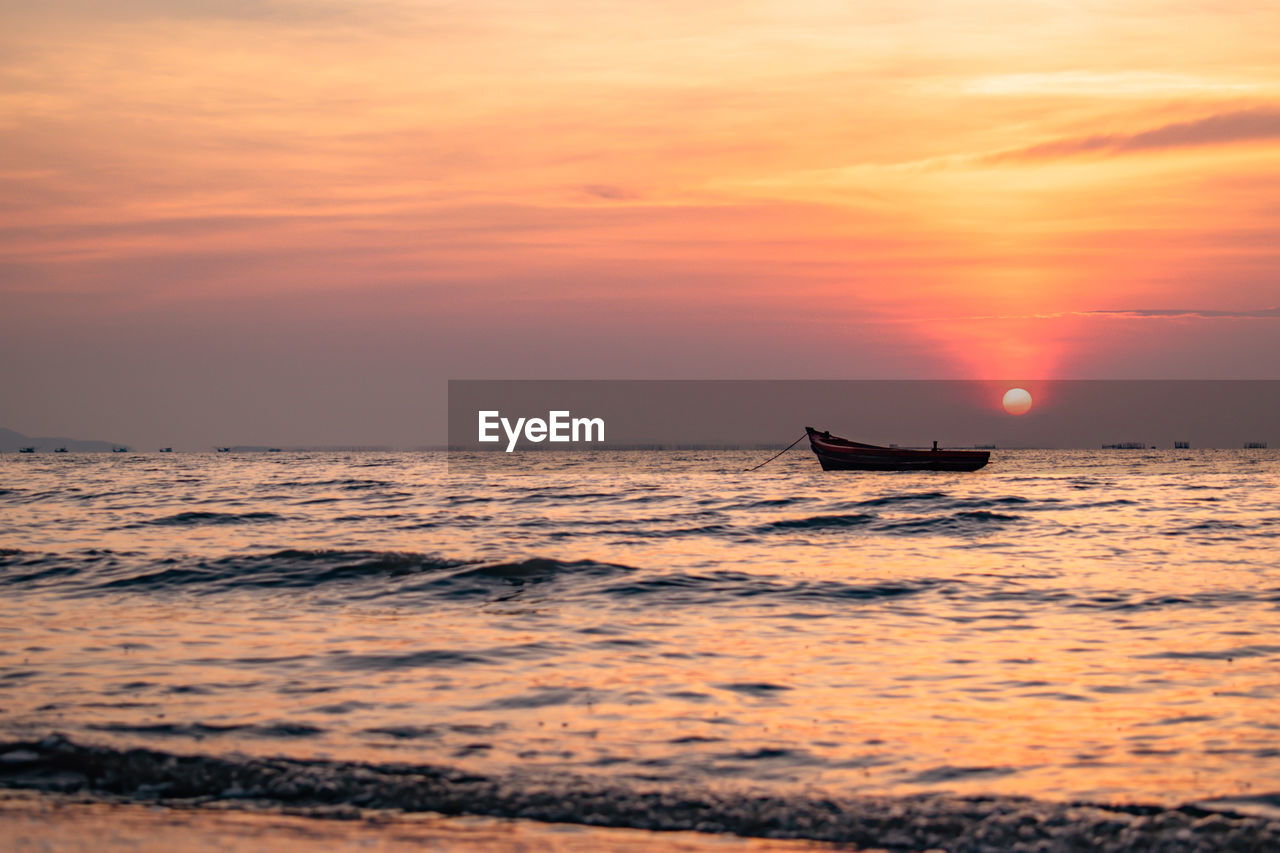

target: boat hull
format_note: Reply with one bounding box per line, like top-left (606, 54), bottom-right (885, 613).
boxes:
top-left (806, 427), bottom-right (989, 472)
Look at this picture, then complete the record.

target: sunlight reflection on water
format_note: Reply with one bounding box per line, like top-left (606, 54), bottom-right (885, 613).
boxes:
top-left (2, 449), bottom-right (1279, 803)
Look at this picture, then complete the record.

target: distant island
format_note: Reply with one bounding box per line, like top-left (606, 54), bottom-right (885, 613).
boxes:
top-left (1, 426), bottom-right (122, 453)
top-left (1, 430), bottom-right (402, 453)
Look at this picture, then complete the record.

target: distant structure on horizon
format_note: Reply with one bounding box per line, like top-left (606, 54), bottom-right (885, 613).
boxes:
top-left (1102, 442), bottom-right (1146, 449)
top-left (1, 426), bottom-right (123, 453)
top-left (1245, 441), bottom-right (1268, 449)
top-left (1174, 441), bottom-right (1190, 449)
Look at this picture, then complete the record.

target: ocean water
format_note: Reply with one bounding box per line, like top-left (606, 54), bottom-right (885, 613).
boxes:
top-left (2, 449), bottom-right (1279, 811)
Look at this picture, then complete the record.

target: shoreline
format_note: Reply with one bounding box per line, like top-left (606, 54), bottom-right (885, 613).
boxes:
top-left (0, 791), bottom-right (837, 853)
top-left (3, 735), bottom-right (1278, 851)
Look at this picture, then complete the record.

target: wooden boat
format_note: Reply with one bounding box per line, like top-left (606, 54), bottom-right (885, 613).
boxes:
top-left (805, 426), bottom-right (989, 472)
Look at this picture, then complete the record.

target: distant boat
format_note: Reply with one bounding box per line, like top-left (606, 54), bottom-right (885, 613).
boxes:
top-left (216, 447), bottom-right (231, 452)
top-left (1245, 442), bottom-right (1268, 449)
top-left (54, 447), bottom-right (68, 453)
top-left (112, 446), bottom-right (129, 453)
top-left (267, 448), bottom-right (282, 453)
top-left (18, 446), bottom-right (35, 453)
top-left (806, 427), bottom-right (990, 472)
top-left (1174, 441), bottom-right (1190, 449)
top-left (159, 447), bottom-right (172, 452)
top-left (1102, 442), bottom-right (1145, 449)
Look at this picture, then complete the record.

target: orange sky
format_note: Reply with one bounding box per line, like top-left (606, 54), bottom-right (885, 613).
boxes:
top-left (2, 1), bottom-right (1278, 443)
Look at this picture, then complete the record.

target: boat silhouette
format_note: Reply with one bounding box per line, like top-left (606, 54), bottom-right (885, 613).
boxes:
top-left (806, 427), bottom-right (989, 472)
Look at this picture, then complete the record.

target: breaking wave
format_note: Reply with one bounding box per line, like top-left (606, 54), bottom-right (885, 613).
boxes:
top-left (0, 736), bottom-right (1276, 850)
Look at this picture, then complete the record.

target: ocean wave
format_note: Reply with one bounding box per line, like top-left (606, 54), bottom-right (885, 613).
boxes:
top-left (868, 509), bottom-right (1024, 535)
top-left (756, 513), bottom-right (878, 531)
top-left (0, 736), bottom-right (1275, 850)
top-left (1067, 589), bottom-right (1280, 612)
top-left (0, 549), bottom-right (643, 600)
top-left (511, 490), bottom-right (622, 504)
top-left (0, 549), bottom-right (467, 594)
top-left (6, 548), bottom-right (1278, 622)
top-left (85, 722), bottom-right (326, 739)
top-left (0, 549), bottom-right (129, 590)
top-left (2, 547), bottom-right (960, 615)
top-left (755, 500), bottom-right (1032, 537)
top-left (1136, 644), bottom-right (1280, 661)
top-left (329, 641), bottom-right (564, 672)
top-left (394, 558), bottom-right (636, 600)
top-left (94, 550), bottom-right (467, 592)
top-left (854, 491), bottom-right (950, 506)
top-left (363, 723), bottom-right (505, 740)
top-left (14, 545), bottom-right (1268, 617)
top-left (124, 510), bottom-right (286, 528)
top-left (270, 478), bottom-right (394, 490)
top-left (597, 572), bottom-right (941, 605)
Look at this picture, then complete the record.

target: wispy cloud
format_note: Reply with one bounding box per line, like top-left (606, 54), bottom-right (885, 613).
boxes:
top-left (960, 71), bottom-right (1258, 97)
top-left (990, 107), bottom-right (1280, 161)
top-left (1081, 307), bottom-right (1280, 319)
top-left (579, 184), bottom-right (639, 201)
top-left (3, 0), bottom-right (371, 25)
top-left (958, 307), bottom-right (1280, 321)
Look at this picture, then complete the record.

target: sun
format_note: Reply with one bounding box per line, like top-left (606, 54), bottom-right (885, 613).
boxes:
top-left (1002, 387), bottom-right (1032, 416)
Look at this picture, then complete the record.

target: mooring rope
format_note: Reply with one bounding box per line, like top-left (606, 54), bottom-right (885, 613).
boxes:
top-left (744, 432), bottom-right (808, 472)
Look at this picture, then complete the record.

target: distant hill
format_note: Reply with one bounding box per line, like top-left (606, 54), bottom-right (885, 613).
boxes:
top-left (1, 427), bottom-right (123, 453)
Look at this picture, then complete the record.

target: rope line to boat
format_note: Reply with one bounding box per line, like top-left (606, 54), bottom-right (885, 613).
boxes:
top-left (744, 432), bottom-right (808, 472)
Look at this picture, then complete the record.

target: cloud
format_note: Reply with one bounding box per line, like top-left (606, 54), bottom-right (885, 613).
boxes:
top-left (1081, 307), bottom-right (1280, 319)
top-left (990, 107), bottom-right (1280, 161)
top-left (959, 308), bottom-right (1280, 321)
top-left (960, 71), bottom-right (1258, 97)
top-left (3, 0), bottom-right (364, 25)
top-left (579, 184), bottom-right (640, 201)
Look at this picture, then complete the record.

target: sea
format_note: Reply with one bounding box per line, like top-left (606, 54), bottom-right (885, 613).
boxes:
top-left (2, 448), bottom-right (1279, 832)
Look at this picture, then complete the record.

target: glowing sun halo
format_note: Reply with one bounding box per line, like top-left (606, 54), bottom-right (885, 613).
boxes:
top-left (1002, 388), bottom-right (1033, 416)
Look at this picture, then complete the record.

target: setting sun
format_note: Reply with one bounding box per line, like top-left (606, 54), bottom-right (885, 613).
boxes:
top-left (1003, 387), bottom-right (1033, 415)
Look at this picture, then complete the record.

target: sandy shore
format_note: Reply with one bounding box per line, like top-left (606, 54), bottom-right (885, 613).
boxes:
top-left (1, 791), bottom-right (840, 853)
top-left (3, 736), bottom-right (1279, 851)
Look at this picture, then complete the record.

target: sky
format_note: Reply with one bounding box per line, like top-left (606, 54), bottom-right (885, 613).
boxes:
top-left (2, 1), bottom-right (1278, 447)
